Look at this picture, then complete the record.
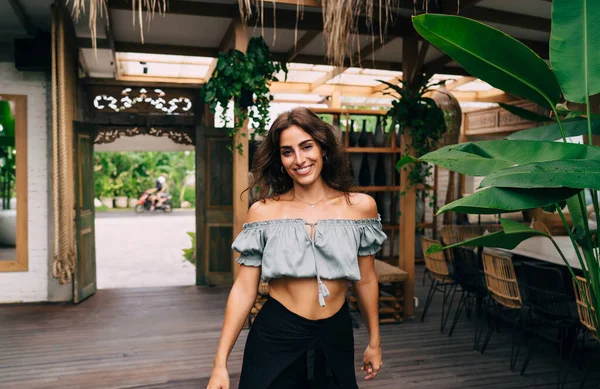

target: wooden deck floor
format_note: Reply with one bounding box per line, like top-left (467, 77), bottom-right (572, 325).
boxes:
top-left (1, 265), bottom-right (599, 389)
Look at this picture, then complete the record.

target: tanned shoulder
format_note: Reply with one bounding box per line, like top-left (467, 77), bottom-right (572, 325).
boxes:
top-left (246, 198), bottom-right (281, 223)
top-left (349, 192), bottom-right (378, 219)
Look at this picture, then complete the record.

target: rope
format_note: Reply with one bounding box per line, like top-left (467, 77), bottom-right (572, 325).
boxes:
top-left (50, 7), bottom-right (75, 284)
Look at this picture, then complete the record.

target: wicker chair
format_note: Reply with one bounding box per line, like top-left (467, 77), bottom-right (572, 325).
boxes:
top-left (440, 224), bottom-right (503, 262)
top-left (571, 276), bottom-right (599, 388)
top-left (421, 236), bottom-right (457, 333)
top-left (440, 224), bottom-right (504, 245)
top-left (245, 281), bottom-right (270, 328)
top-left (480, 252), bottom-right (523, 371)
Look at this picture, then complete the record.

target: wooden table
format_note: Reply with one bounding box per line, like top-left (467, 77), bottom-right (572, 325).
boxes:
top-left (486, 236), bottom-right (584, 270)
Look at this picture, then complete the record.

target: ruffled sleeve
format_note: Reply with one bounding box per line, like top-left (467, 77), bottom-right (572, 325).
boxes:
top-left (231, 225), bottom-right (265, 267)
top-left (358, 216), bottom-right (387, 256)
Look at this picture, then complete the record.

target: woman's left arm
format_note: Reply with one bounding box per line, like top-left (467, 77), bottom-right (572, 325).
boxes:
top-left (354, 255), bottom-right (382, 380)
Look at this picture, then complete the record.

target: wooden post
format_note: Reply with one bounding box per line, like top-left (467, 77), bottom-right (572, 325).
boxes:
top-left (232, 19), bottom-right (249, 279)
top-left (330, 91), bottom-right (341, 109)
top-left (399, 37), bottom-right (419, 318)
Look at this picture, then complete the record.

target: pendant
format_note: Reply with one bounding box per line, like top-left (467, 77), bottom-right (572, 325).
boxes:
top-left (311, 204), bottom-right (315, 208)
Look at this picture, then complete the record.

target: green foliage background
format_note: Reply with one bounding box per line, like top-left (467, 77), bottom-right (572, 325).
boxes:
top-left (94, 151), bottom-right (195, 208)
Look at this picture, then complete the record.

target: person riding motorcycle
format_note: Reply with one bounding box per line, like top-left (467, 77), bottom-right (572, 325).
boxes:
top-left (150, 175), bottom-right (169, 211)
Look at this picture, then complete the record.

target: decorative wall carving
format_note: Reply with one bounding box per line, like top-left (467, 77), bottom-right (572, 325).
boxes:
top-left (94, 126), bottom-right (195, 145)
top-left (91, 87), bottom-right (194, 115)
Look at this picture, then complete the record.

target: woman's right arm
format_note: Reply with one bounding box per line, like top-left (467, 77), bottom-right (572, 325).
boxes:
top-left (213, 265), bottom-right (261, 368)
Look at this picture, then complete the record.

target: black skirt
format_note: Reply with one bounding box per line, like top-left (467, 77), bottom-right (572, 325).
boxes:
top-left (239, 296), bottom-right (358, 389)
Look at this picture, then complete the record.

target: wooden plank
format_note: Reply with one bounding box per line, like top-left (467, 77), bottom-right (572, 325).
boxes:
top-left (462, 7), bottom-right (551, 33)
top-left (446, 76), bottom-right (476, 91)
top-left (232, 18), bottom-right (249, 279)
top-left (0, 268), bottom-right (596, 388)
top-left (399, 37), bottom-right (417, 318)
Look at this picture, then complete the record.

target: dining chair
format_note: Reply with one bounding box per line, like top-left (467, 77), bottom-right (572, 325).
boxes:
top-left (447, 246), bottom-right (488, 338)
top-left (420, 236), bottom-right (457, 333)
top-left (570, 276), bottom-right (599, 388)
top-left (480, 251), bottom-right (524, 371)
top-left (519, 262), bottom-right (580, 378)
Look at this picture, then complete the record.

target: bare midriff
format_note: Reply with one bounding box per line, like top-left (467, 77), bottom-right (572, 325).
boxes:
top-left (268, 277), bottom-right (349, 320)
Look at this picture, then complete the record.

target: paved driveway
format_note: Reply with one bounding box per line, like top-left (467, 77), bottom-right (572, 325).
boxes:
top-left (95, 211), bottom-right (196, 289)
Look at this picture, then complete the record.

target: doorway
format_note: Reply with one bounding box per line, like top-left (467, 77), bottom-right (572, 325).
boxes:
top-left (92, 134), bottom-right (196, 289)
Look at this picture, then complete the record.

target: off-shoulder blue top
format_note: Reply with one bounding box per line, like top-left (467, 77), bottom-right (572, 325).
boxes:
top-left (231, 215), bottom-right (387, 306)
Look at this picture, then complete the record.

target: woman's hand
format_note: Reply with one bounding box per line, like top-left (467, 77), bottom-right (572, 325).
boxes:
top-left (206, 366), bottom-right (229, 389)
top-left (361, 344), bottom-right (382, 380)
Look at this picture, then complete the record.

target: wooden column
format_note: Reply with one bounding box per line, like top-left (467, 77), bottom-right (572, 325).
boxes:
top-left (232, 19), bottom-right (249, 278)
top-left (399, 38), bottom-right (419, 317)
top-left (330, 91), bottom-right (341, 109)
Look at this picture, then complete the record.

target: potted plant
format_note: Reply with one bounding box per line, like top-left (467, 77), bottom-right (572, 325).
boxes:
top-left (113, 171), bottom-right (130, 208)
top-left (403, 4), bottom-right (600, 338)
top-left (95, 175), bottom-right (115, 209)
top-left (381, 74), bottom-right (447, 194)
top-left (0, 100), bottom-right (16, 247)
top-left (201, 36), bottom-right (287, 154)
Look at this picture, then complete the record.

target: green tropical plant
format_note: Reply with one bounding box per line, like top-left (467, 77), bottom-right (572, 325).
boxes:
top-left (182, 232), bottom-right (196, 266)
top-left (200, 36), bottom-right (288, 154)
top-left (94, 151), bottom-right (196, 208)
top-left (380, 74), bottom-right (447, 204)
top-left (402, 2), bottom-right (600, 337)
top-left (0, 100), bottom-right (16, 210)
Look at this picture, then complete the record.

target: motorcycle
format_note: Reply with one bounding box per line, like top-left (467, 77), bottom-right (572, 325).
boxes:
top-left (134, 190), bottom-right (173, 213)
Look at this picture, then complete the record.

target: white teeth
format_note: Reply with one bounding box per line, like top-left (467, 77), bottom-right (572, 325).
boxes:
top-left (296, 166), bottom-right (311, 174)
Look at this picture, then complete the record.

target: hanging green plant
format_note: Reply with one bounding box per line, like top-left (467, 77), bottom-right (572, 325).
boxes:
top-left (380, 74), bottom-right (447, 201)
top-left (201, 36), bottom-right (287, 154)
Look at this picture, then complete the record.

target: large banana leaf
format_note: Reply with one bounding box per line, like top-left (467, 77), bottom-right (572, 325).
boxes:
top-left (412, 14), bottom-right (561, 109)
top-left (551, 0), bottom-right (600, 103)
top-left (425, 219), bottom-right (548, 255)
top-left (480, 160), bottom-right (600, 190)
top-left (506, 117), bottom-right (600, 141)
top-left (437, 187), bottom-right (581, 214)
top-left (403, 140), bottom-right (600, 177)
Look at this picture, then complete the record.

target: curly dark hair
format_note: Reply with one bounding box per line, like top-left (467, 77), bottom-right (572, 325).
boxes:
top-left (245, 107), bottom-right (354, 203)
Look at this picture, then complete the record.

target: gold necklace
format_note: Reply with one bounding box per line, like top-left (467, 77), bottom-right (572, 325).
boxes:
top-left (294, 188), bottom-right (330, 208)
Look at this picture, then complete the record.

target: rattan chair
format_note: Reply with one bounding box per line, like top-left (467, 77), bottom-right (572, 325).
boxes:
top-left (571, 276), bottom-right (599, 388)
top-left (246, 281), bottom-right (270, 328)
top-left (480, 252), bottom-right (524, 371)
top-left (421, 236), bottom-right (457, 333)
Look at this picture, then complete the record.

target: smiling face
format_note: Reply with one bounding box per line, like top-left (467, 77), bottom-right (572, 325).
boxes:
top-left (279, 125), bottom-right (325, 187)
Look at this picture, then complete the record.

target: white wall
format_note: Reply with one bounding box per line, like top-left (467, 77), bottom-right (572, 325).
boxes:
top-left (0, 62), bottom-right (50, 303)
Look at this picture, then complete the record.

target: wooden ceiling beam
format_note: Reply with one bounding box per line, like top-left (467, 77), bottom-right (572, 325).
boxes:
top-left (440, 0), bottom-right (485, 14)
top-left (77, 39), bottom-right (471, 75)
top-left (310, 66), bottom-right (346, 91)
top-left (272, 81), bottom-right (511, 103)
top-left (461, 7), bottom-right (551, 33)
top-left (8, 0), bottom-right (35, 36)
top-left (446, 76), bottom-right (476, 90)
top-left (108, 0), bottom-right (416, 38)
top-left (105, 9), bottom-right (119, 79)
top-left (219, 20), bottom-right (237, 52)
top-left (287, 31), bottom-right (320, 62)
top-left (114, 42), bottom-right (219, 57)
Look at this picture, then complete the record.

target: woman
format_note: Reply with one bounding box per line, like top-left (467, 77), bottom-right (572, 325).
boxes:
top-left (207, 107), bottom-right (386, 389)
